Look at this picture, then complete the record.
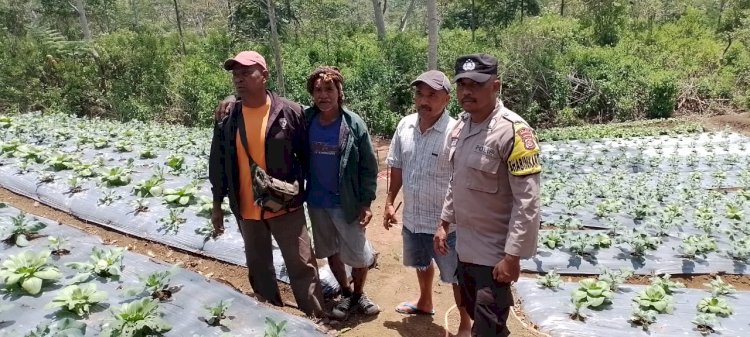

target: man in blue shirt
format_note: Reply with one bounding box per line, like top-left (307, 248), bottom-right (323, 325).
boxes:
top-left (304, 66), bottom-right (380, 320)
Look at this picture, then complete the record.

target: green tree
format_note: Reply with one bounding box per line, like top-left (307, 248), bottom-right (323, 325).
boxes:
top-left (582, 0), bottom-right (627, 46)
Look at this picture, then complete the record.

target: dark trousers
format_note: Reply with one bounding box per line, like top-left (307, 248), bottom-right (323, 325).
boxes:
top-left (238, 208), bottom-right (324, 317)
top-left (458, 260), bottom-right (513, 337)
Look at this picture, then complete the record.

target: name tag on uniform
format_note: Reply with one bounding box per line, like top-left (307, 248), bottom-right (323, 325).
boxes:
top-left (474, 145), bottom-right (497, 158)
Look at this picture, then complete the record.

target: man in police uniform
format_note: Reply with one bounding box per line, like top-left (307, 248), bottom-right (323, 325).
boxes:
top-left (434, 54), bottom-right (541, 337)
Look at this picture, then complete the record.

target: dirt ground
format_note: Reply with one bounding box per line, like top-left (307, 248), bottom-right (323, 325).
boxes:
top-left (699, 111), bottom-right (750, 136)
top-left (2, 114), bottom-right (749, 337)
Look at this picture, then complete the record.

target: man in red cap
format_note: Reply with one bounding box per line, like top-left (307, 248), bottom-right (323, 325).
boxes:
top-left (209, 50), bottom-right (326, 319)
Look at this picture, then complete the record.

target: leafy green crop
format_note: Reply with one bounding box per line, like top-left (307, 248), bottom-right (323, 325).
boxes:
top-left (165, 154), bottom-right (185, 172)
top-left (45, 153), bottom-right (80, 171)
top-left (692, 313), bottom-right (718, 336)
top-left (0, 116), bottom-right (11, 128)
top-left (536, 270), bottom-right (562, 290)
top-left (14, 145), bottom-right (45, 163)
top-left (97, 190), bottom-right (122, 206)
top-left (649, 274), bottom-right (684, 294)
top-left (697, 297), bottom-right (733, 317)
top-left (163, 184), bottom-right (198, 206)
top-left (570, 278), bottom-right (613, 320)
top-left (539, 229), bottom-right (566, 250)
top-left (725, 203), bottom-right (744, 221)
top-left (196, 196), bottom-right (230, 218)
top-left (598, 268), bottom-right (633, 291)
top-left (633, 285), bottom-right (673, 314)
top-left (677, 234), bottom-right (718, 259)
top-left (619, 229), bottom-right (661, 256)
top-left (47, 283), bottom-right (108, 316)
top-left (0, 250), bottom-right (61, 295)
top-left (24, 318), bottom-right (86, 337)
top-left (126, 266), bottom-right (180, 301)
top-left (100, 298), bottom-right (171, 337)
top-left (72, 162), bottom-right (99, 178)
top-left (1, 212), bottom-right (46, 247)
top-left (113, 140), bottom-right (133, 153)
top-left (133, 175), bottom-right (165, 198)
top-left (129, 198), bottom-right (150, 215)
top-left (100, 167), bottom-right (132, 187)
top-left (47, 236), bottom-right (71, 256)
top-left (565, 233), bottom-right (605, 257)
top-left (0, 139), bottom-right (22, 157)
top-left (704, 276), bottom-right (735, 297)
top-left (66, 247), bottom-right (124, 283)
top-left (629, 305), bottom-right (657, 331)
top-left (264, 317), bottom-right (287, 337)
top-left (139, 147), bottom-right (158, 159)
top-left (727, 239), bottom-right (750, 262)
top-left (205, 299), bottom-right (233, 326)
top-left (158, 209), bottom-right (186, 234)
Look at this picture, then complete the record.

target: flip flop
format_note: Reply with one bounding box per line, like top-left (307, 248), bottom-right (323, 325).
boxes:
top-left (395, 302), bottom-right (435, 315)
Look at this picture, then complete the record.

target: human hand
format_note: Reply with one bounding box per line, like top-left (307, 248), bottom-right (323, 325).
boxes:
top-left (359, 206), bottom-right (373, 228)
top-left (492, 255), bottom-right (521, 283)
top-left (433, 224), bottom-right (449, 256)
top-left (383, 203), bottom-right (400, 230)
top-left (214, 95), bottom-right (237, 121)
top-left (211, 206), bottom-right (225, 238)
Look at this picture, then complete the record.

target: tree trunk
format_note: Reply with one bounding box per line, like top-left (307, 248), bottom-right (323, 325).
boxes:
top-left (717, 0), bottom-right (727, 30)
top-left (560, 0), bottom-right (565, 16)
top-left (172, 0), bottom-right (187, 55)
top-left (427, 0), bottom-right (438, 70)
top-left (471, 0), bottom-right (476, 41)
top-left (131, 0), bottom-right (139, 29)
top-left (399, 0), bottom-right (416, 32)
top-left (267, 0), bottom-right (286, 95)
top-left (73, 0), bottom-right (91, 40)
top-left (371, 0), bottom-right (387, 41)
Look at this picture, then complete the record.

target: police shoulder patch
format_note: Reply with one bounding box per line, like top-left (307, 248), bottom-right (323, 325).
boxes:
top-left (508, 122), bottom-right (541, 176)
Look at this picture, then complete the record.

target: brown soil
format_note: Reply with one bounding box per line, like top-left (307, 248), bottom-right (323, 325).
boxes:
top-left (700, 112), bottom-right (750, 136)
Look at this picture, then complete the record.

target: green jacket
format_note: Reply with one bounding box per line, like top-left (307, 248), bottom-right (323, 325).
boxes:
top-left (305, 106), bottom-right (378, 223)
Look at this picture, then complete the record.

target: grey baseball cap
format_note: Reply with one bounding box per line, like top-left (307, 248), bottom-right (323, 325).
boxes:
top-left (410, 70), bottom-right (452, 93)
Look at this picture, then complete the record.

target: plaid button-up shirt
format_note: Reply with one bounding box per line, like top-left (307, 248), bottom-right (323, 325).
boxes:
top-left (387, 112), bottom-right (457, 234)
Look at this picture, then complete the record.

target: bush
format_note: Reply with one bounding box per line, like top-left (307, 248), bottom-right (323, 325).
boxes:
top-left (2, 8), bottom-right (750, 135)
top-left (646, 71), bottom-right (678, 119)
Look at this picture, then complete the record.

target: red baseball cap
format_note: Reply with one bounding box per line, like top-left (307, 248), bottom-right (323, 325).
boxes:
top-left (223, 51), bottom-right (267, 71)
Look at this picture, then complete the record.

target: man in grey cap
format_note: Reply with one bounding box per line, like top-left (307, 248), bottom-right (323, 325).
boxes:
top-left (384, 70), bottom-right (472, 337)
top-left (435, 54), bottom-right (541, 337)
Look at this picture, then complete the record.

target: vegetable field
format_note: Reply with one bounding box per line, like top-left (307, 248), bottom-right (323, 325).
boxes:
top-left (528, 129), bottom-right (750, 275)
top-left (0, 113), bottom-right (341, 296)
top-left (517, 122), bottom-right (750, 337)
top-left (2, 113), bottom-right (749, 336)
top-left (0, 204), bottom-right (324, 337)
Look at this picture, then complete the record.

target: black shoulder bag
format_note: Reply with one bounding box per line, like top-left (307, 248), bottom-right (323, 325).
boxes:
top-left (236, 110), bottom-right (299, 214)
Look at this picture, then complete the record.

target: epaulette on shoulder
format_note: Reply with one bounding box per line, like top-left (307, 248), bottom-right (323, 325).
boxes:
top-left (500, 109), bottom-right (525, 124)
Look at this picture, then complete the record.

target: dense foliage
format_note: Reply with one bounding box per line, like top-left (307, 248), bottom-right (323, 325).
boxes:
top-left (1, 0), bottom-right (749, 135)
